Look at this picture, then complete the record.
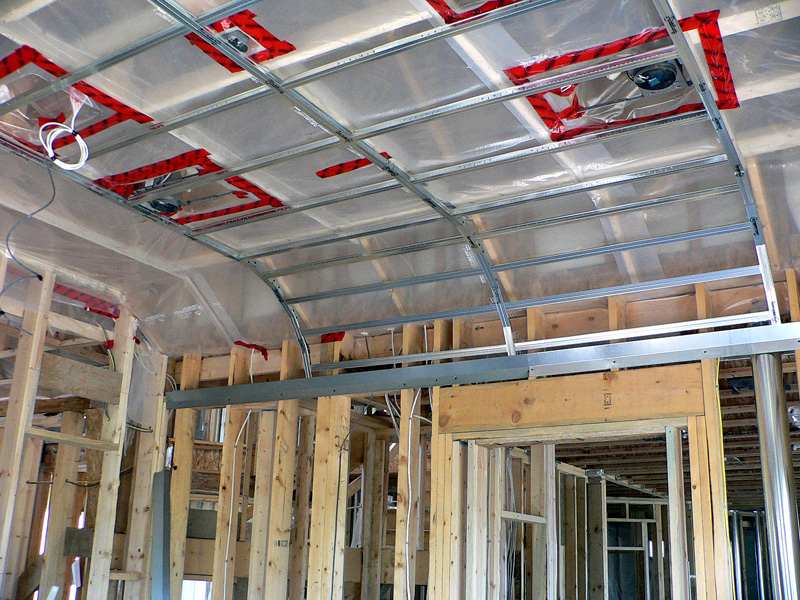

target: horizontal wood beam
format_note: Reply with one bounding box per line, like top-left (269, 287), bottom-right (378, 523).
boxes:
top-left (38, 353), bottom-right (122, 405)
top-left (439, 364), bottom-right (704, 434)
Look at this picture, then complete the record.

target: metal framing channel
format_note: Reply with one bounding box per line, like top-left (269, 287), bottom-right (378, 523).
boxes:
top-left (250, 183), bottom-right (736, 278)
top-left (453, 154), bottom-right (726, 216)
top-left (0, 0), bottom-right (264, 116)
top-left (197, 110), bottom-right (706, 240)
top-left (0, 132), bottom-right (316, 377)
top-left (122, 45), bottom-right (680, 208)
top-left (284, 223), bottom-right (751, 304)
top-left (85, 0), bottom-right (567, 159)
top-left (241, 149), bottom-right (725, 263)
top-left (165, 322), bottom-right (800, 409)
top-left (300, 265), bottom-right (763, 336)
top-left (650, 0), bottom-right (781, 324)
top-left (311, 312), bottom-right (771, 371)
top-left (148, 0), bottom-right (520, 355)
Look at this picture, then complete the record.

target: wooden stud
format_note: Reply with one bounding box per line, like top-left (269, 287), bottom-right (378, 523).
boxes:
top-left (360, 436), bottom-right (386, 600)
top-left (700, 360), bottom-right (734, 600)
top-left (123, 354), bottom-right (169, 600)
top-left (666, 426), bottom-right (690, 600)
top-left (40, 411), bottom-right (83, 600)
top-left (0, 271), bottom-right (54, 593)
top-left (306, 396), bottom-right (351, 600)
top-left (449, 439), bottom-right (466, 599)
top-left (687, 416), bottom-right (715, 600)
top-left (246, 408), bottom-right (276, 600)
top-left (465, 440), bottom-right (489, 599)
top-left (86, 310), bottom-right (137, 600)
top-left (576, 477), bottom-right (588, 600)
top-left (288, 415), bottom-right (315, 600)
top-left (211, 348), bottom-right (250, 600)
top-left (587, 478), bottom-right (608, 600)
top-left (564, 475), bottom-right (579, 600)
top-left (488, 447), bottom-right (505, 600)
top-left (263, 340), bottom-right (304, 600)
top-left (3, 437), bottom-right (43, 600)
top-left (170, 353), bottom-right (202, 600)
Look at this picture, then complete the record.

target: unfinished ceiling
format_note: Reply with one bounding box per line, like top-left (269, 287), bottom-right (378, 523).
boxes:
top-left (0, 0), bottom-right (797, 358)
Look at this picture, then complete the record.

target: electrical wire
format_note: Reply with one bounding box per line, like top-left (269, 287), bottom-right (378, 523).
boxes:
top-left (38, 103), bottom-right (89, 171)
top-left (1, 166), bottom-right (56, 312)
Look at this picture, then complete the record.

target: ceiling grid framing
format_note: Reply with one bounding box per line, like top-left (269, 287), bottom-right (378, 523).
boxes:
top-left (0, 0), bottom-right (775, 359)
top-left (649, 0), bottom-right (782, 325)
top-left (119, 44), bottom-right (683, 208)
top-left (83, 0), bottom-right (568, 160)
top-left (147, 0), bottom-right (522, 356)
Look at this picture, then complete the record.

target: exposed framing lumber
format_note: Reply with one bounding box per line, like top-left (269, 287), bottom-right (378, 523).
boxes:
top-left (40, 411), bottom-right (83, 600)
top-left (449, 436), bottom-right (465, 599)
top-left (123, 353), bottom-right (169, 600)
top-left (393, 324), bottom-right (424, 599)
top-left (687, 416), bottom-right (716, 600)
top-left (361, 436), bottom-right (386, 600)
top-left (86, 310), bottom-right (137, 600)
top-left (587, 477), bottom-right (608, 600)
top-left (246, 407), bottom-right (276, 600)
top-left (465, 440), bottom-right (489, 599)
top-left (0, 270), bottom-right (54, 593)
top-left (531, 443), bottom-right (557, 600)
top-left (288, 414), bottom-right (315, 600)
top-left (439, 364), bottom-right (704, 434)
top-left (211, 347), bottom-right (250, 600)
top-left (666, 426), bottom-right (690, 600)
top-left (169, 352), bottom-right (202, 600)
top-left (306, 395), bottom-right (351, 600)
top-left (263, 340), bottom-right (304, 600)
top-left (487, 447), bottom-right (505, 600)
top-left (38, 353), bottom-right (122, 405)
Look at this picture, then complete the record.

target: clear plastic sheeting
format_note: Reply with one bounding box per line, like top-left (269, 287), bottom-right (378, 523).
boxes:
top-left (0, 0), bottom-right (794, 356)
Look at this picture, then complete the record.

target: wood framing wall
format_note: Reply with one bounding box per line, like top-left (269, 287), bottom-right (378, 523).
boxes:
top-left (2, 261), bottom-right (789, 600)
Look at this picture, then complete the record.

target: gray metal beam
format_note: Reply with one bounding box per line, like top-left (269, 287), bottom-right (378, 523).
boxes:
top-left (150, 470), bottom-right (171, 600)
top-left (165, 322), bottom-right (800, 409)
top-left (650, 0), bottom-right (781, 324)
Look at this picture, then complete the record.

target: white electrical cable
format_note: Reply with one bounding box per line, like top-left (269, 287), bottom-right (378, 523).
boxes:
top-left (38, 105), bottom-right (89, 171)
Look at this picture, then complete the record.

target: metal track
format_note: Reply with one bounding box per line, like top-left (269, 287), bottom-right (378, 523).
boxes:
top-left (649, 0), bottom-right (781, 324)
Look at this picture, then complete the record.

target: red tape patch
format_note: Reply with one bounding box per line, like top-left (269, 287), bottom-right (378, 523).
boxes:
top-left (186, 10), bottom-right (295, 73)
top-left (426, 0), bottom-right (523, 24)
top-left (504, 11), bottom-right (738, 140)
top-left (0, 45), bottom-right (153, 151)
top-left (316, 152), bottom-right (391, 178)
top-left (94, 148), bottom-right (287, 223)
top-left (320, 332), bottom-right (346, 343)
top-left (234, 340), bottom-right (269, 361)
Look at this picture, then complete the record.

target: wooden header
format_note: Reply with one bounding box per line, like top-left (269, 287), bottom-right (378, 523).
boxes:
top-left (438, 364), bottom-right (704, 434)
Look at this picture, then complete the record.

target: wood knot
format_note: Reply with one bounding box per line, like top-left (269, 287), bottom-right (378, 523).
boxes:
top-left (511, 410), bottom-right (521, 423)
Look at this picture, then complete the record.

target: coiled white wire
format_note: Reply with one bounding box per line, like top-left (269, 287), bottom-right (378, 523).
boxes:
top-left (38, 108), bottom-right (88, 170)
